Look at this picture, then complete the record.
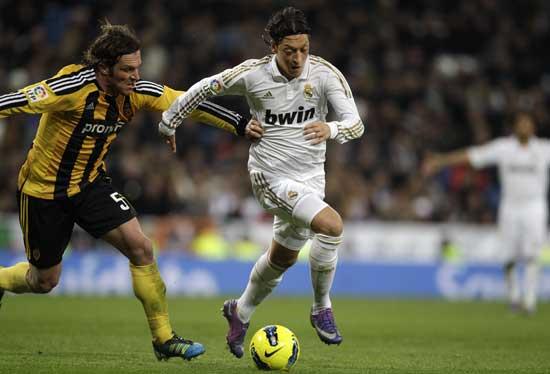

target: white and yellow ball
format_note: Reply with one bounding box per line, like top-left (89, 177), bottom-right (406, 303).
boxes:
top-left (249, 325), bottom-right (300, 371)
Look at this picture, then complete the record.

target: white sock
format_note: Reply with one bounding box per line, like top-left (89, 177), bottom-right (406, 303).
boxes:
top-left (309, 234), bottom-right (341, 314)
top-left (523, 259), bottom-right (539, 312)
top-left (237, 252), bottom-right (285, 323)
top-left (505, 261), bottom-right (520, 305)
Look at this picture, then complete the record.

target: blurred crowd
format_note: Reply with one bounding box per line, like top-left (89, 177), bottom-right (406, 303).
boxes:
top-left (1, 0), bottom-right (550, 234)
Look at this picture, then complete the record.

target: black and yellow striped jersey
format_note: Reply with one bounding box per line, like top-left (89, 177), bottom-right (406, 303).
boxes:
top-left (0, 64), bottom-right (246, 200)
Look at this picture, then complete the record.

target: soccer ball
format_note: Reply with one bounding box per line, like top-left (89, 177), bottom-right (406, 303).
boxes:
top-left (250, 325), bottom-right (300, 371)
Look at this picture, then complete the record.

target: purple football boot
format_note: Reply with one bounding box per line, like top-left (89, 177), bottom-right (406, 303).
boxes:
top-left (310, 307), bottom-right (343, 345)
top-left (222, 299), bottom-right (250, 358)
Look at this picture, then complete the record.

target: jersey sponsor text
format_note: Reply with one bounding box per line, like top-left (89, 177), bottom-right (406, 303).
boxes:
top-left (265, 106), bottom-right (315, 125)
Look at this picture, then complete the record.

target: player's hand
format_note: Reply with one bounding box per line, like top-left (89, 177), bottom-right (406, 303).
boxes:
top-left (245, 118), bottom-right (264, 142)
top-left (304, 121), bottom-right (330, 145)
top-left (421, 153), bottom-right (441, 176)
top-left (162, 134), bottom-right (177, 153)
top-left (158, 120), bottom-right (177, 153)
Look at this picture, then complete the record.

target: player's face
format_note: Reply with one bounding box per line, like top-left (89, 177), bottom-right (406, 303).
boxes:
top-left (106, 50), bottom-right (142, 96)
top-left (272, 34), bottom-right (309, 80)
top-left (514, 114), bottom-right (535, 141)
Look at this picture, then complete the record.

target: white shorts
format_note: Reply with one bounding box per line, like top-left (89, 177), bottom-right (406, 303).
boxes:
top-left (498, 200), bottom-right (548, 262)
top-left (250, 171), bottom-right (328, 251)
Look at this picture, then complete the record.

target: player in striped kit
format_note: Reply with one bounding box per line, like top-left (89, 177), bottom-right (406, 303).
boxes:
top-left (159, 7), bottom-right (364, 357)
top-left (0, 23), bottom-right (258, 361)
top-left (423, 112), bottom-right (550, 315)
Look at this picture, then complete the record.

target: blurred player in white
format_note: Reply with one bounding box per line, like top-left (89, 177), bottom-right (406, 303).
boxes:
top-left (423, 112), bottom-right (550, 315)
top-left (159, 6), bottom-right (364, 357)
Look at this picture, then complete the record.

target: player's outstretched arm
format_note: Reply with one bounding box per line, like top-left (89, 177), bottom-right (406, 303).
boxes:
top-left (158, 75), bottom-right (227, 137)
top-left (0, 79), bottom-right (74, 119)
top-left (421, 150), bottom-right (471, 176)
top-left (159, 58), bottom-right (262, 136)
top-left (158, 103), bottom-right (263, 152)
top-left (136, 80), bottom-right (246, 138)
top-left (136, 80), bottom-right (260, 150)
top-left (189, 101), bottom-right (250, 137)
top-left (158, 101), bottom-right (263, 151)
top-left (0, 90), bottom-right (31, 118)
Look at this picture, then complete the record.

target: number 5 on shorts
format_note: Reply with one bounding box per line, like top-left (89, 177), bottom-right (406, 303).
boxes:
top-left (110, 192), bottom-right (130, 211)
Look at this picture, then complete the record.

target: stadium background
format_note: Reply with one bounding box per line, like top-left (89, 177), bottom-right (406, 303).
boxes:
top-left (1, 0), bottom-right (550, 298)
top-left (2, 2), bottom-right (550, 373)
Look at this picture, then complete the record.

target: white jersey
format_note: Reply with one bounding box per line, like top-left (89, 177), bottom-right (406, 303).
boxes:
top-left (162, 55), bottom-right (364, 180)
top-left (468, 136), bottom-right (550, 204)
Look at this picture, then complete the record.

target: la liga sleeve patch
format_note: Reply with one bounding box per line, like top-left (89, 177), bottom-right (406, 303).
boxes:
top-left (26, 84), bottom-right (49, 102)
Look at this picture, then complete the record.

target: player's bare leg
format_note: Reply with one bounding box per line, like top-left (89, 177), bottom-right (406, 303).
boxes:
top-left (0, 261), bottom-right (62, 311)
top-left (0, 263), bottom-right (30, 297)
top-left (0, 261), bottom-right (60, 293)
top-left (103, 218), bottom-right (205, 361)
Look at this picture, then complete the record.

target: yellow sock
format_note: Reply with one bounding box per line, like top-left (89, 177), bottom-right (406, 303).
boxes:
top-left (0, 262), bottom-right (32, 293)
top-left (130, 262), bottom-right (173, 344)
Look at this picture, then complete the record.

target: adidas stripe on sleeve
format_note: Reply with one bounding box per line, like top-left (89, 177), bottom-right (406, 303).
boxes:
top-left (0, 91), bottom-right (28, 113)
top-left (134, 80), bottom-right (164, 97)
top-left (46, 68), bottom-right (96, 95)
top-left (0, 80), bottom-right (78, 118)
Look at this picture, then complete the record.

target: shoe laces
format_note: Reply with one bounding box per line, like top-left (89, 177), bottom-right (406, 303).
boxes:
top-left (315, 309), bottom-right (338, 332)
top-left (170, 335), bottom-right (194, 346)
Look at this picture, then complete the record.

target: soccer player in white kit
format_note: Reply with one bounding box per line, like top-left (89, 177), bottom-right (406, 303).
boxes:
top-left (423, 112), bottom-right (549, 315)
top-left (159, 7), bottom-right (364, 357)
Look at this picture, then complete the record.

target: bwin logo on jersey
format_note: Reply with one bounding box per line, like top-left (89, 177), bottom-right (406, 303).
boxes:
top-left (81, 121), bottom-right (125, 136)
top-left (265, 106), bottom-right (315, 125)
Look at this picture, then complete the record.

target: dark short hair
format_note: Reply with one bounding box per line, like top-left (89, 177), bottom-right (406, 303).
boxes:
top-left (263, 7), bottom-right (311, 45)
top-left (83, 22), bottom-right (141, 69)
top-left (514, 111), bottom-right (535, 124)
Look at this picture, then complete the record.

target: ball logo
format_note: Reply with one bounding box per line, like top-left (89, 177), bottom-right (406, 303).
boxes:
top-left (209, 79), bottom-right (223, 94)
top-left (264, 346), bottom-right (283, 357)
top-left (263, 325), bottom-right (279, 346)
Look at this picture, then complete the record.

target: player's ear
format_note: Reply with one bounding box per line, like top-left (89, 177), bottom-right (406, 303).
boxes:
top-left (270, 42), bottom-right (278, 54)
top-left (97, 63), bottom-right (110, 76)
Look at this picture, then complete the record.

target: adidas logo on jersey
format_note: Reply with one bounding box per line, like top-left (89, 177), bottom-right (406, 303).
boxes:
top-left (265, 106), bottom-right (315, 125)
top-left (85, 102), bottom-right (95, 111)
top-left (261, 91), bottom-right (274, 99)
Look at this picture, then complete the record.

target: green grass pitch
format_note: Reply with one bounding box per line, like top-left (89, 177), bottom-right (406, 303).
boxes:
top-left (0, 296), bottom-right (549, 373)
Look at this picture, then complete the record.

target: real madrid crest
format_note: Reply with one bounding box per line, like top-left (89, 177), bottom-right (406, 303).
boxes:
top-left (303, 83), bottom-right (314, 99)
